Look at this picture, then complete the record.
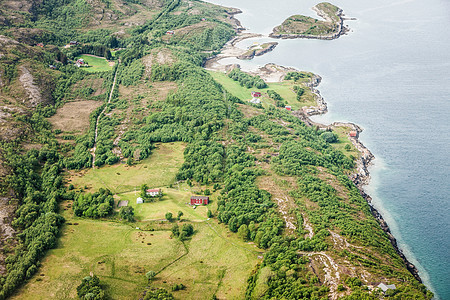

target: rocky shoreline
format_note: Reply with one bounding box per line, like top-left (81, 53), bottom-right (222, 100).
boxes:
top-left (294, 74), bottom-right (423, 283)
top-left (206, 5), bottom-right (423, 284)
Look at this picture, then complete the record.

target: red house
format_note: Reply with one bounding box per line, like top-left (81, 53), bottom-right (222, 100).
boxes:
top-left (349, 131), bottom-right (357, 137)
top-left (285, 105), bottom-right (292, 111)
top-left (36, 43), bottom-right (44, 47)
top-left (146, 189), bottom-right (161, 197)
top-left (190, 196), bottom-right (209, 205)
top-left (166, 30), bottom-right (175, 35)
top-left (251, 91), bottom-right (261, 98)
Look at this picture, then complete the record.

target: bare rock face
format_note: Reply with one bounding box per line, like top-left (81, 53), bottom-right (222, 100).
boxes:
top-left (0, 0), bottom-right (43, 24)
top-left (6, 28), bottom-right (49, 45)
top-left (18, 66), bottom-right (43, 107)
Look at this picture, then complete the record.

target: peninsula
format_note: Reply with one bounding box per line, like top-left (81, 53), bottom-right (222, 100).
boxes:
top-left (270, 2), bottom-right (347, 40)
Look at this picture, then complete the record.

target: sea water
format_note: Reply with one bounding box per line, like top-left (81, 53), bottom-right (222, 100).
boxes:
top-left (205, 0), bottom-right (450, 298)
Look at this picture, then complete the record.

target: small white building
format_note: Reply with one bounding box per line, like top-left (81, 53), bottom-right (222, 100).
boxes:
top-left (136, 197), bottom-right (144, 204)
top-left (146, 189), bottom-right (161, 197)
top-left (378, 283), bottom-right (396, 293)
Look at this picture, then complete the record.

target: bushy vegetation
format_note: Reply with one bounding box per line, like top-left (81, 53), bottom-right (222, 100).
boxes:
top-left (285, 71), bottom-right (310, 81)
top-left (73, 189), bottom-right (114, 218)
top-left (143, 288), bottom-right (174, 300)
top-left (0, 133), bottom-right (67, 299)
top-left (76, 275), bottom-right (107, 300)
top-left (117, 59), bottom-right (144, 86)
top-left (228, 68), bottom-right (267, 89)
top-left (293, 84), bottom-right (305, 100)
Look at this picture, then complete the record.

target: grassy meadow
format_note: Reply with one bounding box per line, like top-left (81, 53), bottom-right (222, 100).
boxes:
top-left (75, 54), bottom-right (113, 73)
top-left (69, 142), bottom-right (185, 194)
top-left (11, 200), bottom-right (260, 299)
top-left (208, 71), bottom-right (316, 110)
top-left (118, 188), bottom-right (209, 223)
top-left (329, 126), bottom-right (361, 159)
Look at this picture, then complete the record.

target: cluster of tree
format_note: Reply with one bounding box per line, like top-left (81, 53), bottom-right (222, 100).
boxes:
top-left (69, 44), bottom-right (112, 60)
top-left (215, 114), bottom-right (286, 249)
top-left (117, 62), bottom-right (229, 170)
top-left (177, 140), bottom-right (224, 184)
top-left (171, 23), bottom-right (235, 52)
top-left (246, 239), bottom-right (330, 299)
top-left (228, 68), bottom-right (267, 89)
top-left (293, 85), bottom-right (304, 101)
top-left (284, 71), bottom-right (310, 81)
top-left (117, 59), bottom-right (144, 86)
top-left (76, 275), bottom-right (107, 300)
top-left (267, 89), bottom-right (286, 107)
top-left (143, 288), bottom-right (174, 300)
top-left (171, 283), bottom-right (185, 291)
top-left (267, 90), bottom-right (282, 100)
top-left (73, 189), bottom-right (114, 218)
top-left (94, 115), bottom-right (120, 167)
top-left (321, 131), bottom-right (338, 143)
top-left (171, 223), bottom-right (194, 241)
top-left (0, 143), bottom-right (67, 299)
top-left (119, 206), bottom-right (135, 222)
top-left (33, 0), bottom-right (91, 43)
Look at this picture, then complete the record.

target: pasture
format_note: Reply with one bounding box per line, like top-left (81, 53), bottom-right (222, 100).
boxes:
top-left (75, 54), bottom-right (114, 73)
top-left (208, 70), bottom-right (316, 110)
top-left (69, 142), bottom-right (185, 194)
top-left (11, 199), bottom-right (260, 299)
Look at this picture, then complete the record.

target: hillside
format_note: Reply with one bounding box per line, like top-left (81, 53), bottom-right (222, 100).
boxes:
top-left (0, 0), bottom-right (433, 299)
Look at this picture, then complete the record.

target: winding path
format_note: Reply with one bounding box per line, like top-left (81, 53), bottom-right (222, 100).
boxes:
top-left (91, 65), bottom-right (119, 168)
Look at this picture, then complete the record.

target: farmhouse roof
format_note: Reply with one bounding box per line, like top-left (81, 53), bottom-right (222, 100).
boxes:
top-left (146, 189), bottom-right (160, 193)
top-left (191, 196), bottom-right (209, 200)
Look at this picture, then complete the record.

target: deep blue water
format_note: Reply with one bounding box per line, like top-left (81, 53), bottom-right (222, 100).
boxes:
top-left (206, 0), bottom-right (450, 298)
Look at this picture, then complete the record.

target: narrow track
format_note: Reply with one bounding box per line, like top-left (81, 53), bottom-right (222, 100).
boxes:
top-left (92, 66), bottom-right (118, 168)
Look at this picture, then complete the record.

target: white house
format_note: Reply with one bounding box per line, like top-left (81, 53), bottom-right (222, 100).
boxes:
top-left (136, 197), bottom-right (144, 204)
top-left (146, 189), bottom-right (161, 197)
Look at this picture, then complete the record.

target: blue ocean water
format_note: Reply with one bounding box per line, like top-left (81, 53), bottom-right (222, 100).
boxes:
top-left (206, 0), bottom-right (450, 298)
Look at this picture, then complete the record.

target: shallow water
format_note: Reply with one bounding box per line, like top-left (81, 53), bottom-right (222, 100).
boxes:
top-left (206, 0), bottom-right (450, 298)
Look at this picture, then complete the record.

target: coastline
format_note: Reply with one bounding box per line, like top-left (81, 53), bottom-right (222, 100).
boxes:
top-left (206, 7), bottom-right (423, 285)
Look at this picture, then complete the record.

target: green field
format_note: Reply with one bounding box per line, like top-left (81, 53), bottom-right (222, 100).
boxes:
top-left (11, 197), bottom-right (260, 299)
top-left (330, 126), bottom-right (361, 159)
top-left (75, 54), bottom-right (113, 73)
top-left (118, 188), bottom-right (209, 223)
top-left (70, 142), bottom-right (186, 194)
top-left (208, 71), bottom-right (316, 110)
top-left (10, 205), bottom-right (187, 300)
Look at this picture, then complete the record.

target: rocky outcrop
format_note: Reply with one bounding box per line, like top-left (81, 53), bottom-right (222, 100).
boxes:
top-left (18, 66), bottom-right (43, 107)
top-left (237, 42), bottom-right (278, 60)
top-left (224, 8), bottom-right (245, 32)
top-left (301, 75), bottom-right (328, 115)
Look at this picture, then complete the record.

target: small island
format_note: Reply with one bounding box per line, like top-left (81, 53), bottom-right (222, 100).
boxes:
top-left (269, 2), bottom-right (346, 40)
top-left (237, 42), bottom-right (278, 60)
